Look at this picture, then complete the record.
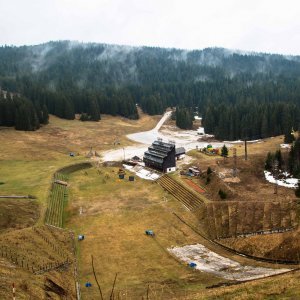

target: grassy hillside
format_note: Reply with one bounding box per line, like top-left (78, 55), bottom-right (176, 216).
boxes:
top-left (0, 111), bottom-right (299, 298)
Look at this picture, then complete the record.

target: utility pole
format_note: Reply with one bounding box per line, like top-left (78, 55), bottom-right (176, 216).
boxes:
top-left (233, 148), bottom-right (237, 177)
top-left (244, 140), bottom-right (248, 161)
top-left (273, 159), bottom-right (279, 195)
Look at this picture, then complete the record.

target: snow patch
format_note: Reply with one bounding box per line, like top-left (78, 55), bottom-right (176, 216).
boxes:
top-left (169, 244), bottom-right (290, 281)
top-left (197, 127), bottom-right (205, 134)
top-left (280, 144), bottom-right (291, 149)
top-left (123, 164), bottom-right (160, 181)
top-left (264, 171), bottom-right (299, 188)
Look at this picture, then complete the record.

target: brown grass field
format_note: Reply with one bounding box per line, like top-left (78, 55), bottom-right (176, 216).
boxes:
top-left (65, 167), bottom-right (224, 299)
top-left (0, 111), bottom-right (299, 299)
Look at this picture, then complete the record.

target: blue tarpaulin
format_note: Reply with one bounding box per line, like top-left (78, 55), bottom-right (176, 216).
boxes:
top-left (189, 262), bottom-right (197, 268)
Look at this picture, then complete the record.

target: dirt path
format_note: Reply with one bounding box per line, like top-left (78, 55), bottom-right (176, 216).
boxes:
top-left (184, 179), bottom-right (206, 193)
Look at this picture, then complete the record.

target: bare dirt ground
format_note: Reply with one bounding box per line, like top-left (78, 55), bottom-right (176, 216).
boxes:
top-left (220, 227), bottom-right (300, 261)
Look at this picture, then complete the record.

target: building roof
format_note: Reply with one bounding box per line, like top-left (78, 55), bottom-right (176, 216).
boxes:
top-left (144, 153), bottom-right (164, 164)
top-left (143, 139), bottom-right (176, 168)
top-left (152, 140), bottom-right (175, 151)
top-left (131, 155), bottom-right (141, 161)
top-left (175, 147), bottom-right (186, 156)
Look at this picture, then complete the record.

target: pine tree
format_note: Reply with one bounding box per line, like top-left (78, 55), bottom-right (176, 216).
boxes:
top-left (42, 104), bottom-right (49, 124)
top-left (221, 144), bottom-right (229, 158)
top-left (265, 152), bottom-right (273, 171)
top-left (275, 150), bottom-right (283, 169)
top-left (175, 107), bottom-right (193, 129)
top-left (88, 96), bottom-right (101, 121)
top-left (284, 131), bottom-right (295, 144)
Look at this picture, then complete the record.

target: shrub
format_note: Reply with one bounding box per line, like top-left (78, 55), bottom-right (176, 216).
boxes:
top-left (206, 177), bottom-right (211, 185)
top-left (207, 167), bottom-right (212, 175)
top-left (218, 189), bottom-right (227, 199)
top-left (80, 113), bottom-right (90, 121)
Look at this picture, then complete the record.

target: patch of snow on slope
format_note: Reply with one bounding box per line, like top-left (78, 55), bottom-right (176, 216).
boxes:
top-left (123, 164), bottom-right (160, 180)
top-left (169, 244), bottom-right (290, 281)
top-left (264, 171), bottom-right (298, 188)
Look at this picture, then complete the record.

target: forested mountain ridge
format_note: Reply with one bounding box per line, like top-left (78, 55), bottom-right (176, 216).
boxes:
top-left (0, 41), bottom-right (300, 137)
top-left (1, 41), bottom-right (300, 87)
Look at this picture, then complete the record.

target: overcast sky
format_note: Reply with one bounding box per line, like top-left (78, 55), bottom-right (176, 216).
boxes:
top-left (0, 0), bottom-right (299, 55)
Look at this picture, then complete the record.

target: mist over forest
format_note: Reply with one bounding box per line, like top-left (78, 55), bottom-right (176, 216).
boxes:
top-left (0, 40), bottom-right (300, 139)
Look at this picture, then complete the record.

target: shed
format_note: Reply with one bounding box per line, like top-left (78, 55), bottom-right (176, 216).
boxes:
top-left (175, 147), bottom-right (186, 160)
top-left (188, 167), bottom-right (200, 176)
top-left (132, 155), bottom-right (141, 162)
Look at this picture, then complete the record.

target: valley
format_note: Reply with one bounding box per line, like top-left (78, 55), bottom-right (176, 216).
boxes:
top-left (0, 110), bottom-right (299, 299)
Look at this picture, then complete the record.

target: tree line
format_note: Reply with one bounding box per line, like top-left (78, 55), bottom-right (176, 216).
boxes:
top-left (174, 107), bottom-right (194, 130)
top-left (0, 94), bottom-right (48, 130)
top-left (0, 41), bottom-right (300, 135)
top-left (202, 101), bottom-right (299, 140)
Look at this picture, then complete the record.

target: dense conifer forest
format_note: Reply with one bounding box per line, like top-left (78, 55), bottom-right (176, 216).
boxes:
top-left (0, 41), bottom-right (300, 135)
top-left (0, 93), bottom-right (48, 130)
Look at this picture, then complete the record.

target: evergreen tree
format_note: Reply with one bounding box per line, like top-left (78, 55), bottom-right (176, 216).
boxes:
top-left (275, 150), bottom-right (283, 169)
top-left (265, 152), bottom-right (273, 171)
top-left (63, 99), bottom-right (75, 120)
top-left (41, 104), bottom-right (49, 124)
top-left (221, 144), bottom-right (229, 158)
top-left (15, 98), bottom-right (39, 131)
top-left (88, 95), bottom-right (101, 121)
top-left (284, 131), bottom-right (295, 143)
top-left (287, 137), bottom-right (300, 178)
top-left (176, 106), bottom-right (193, 129)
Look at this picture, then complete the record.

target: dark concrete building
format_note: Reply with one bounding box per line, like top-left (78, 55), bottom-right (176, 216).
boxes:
top-left (143, 139), bottom-right (176, 173)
